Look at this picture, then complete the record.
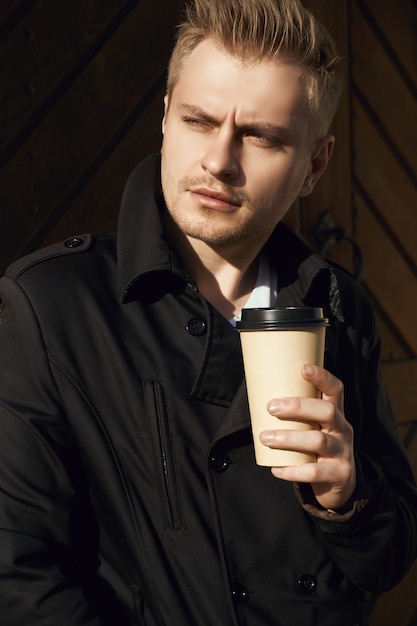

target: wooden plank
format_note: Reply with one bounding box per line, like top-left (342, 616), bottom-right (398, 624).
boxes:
top-left (0, 0), bottom-right (31, 34)
top-left (353, 98), bottom-right (417, 268)
top-left (351, 2), bottom-right (417, 179)
top-left (360, 0), bottom-right (417, 88)
top-left (298, 0), bottom-right (354, 274)
top-left (0, 0), bottom-right (183, 271)
top-left (382, 360), bottom-right (417, 425)
top-left (0, 0), bottom-right (132, 158)
top-left (354, 190), bottom-right (417, 354)
top-left (375, 310), bottom-right (411, 364)
top-left (38, 85), bottom-right (166, 247)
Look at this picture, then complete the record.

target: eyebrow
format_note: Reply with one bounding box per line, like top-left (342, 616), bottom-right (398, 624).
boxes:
top-left (178, 103), bottom-right (291, 140)
top-left (178, 103), bottom-right (216, 123)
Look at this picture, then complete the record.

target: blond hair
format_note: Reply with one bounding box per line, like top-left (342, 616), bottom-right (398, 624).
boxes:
top-left (167, 0), bottom-right (343, 142)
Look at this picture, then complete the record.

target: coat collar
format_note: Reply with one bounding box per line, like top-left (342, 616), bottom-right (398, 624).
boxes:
top-left (117, 154), bottom-right (189, 303)
top-left (264, 226), bottom-right (345, 323)
top-left (117, 154), bottom-right (344, 322)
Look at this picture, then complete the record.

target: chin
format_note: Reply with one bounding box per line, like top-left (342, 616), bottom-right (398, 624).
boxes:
top-left (189, 227), bottom-right (251, 248)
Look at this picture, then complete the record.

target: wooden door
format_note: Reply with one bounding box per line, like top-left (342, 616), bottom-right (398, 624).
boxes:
top-left (0, 0), bottom-right (185, 271)
top-left (301, 2), bottom-right (417, 624)
top-left (351, 2), bottom-right (417, 624)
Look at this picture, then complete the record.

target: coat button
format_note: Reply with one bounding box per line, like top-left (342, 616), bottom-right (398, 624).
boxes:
top-left (297, 574), bottom-right (318, 594)
top-left (209, 452), bottom-right (231, 472)
top-left (64, 237), bottom-right (84, 248)
top-left (231, 583), bottom-right (250, 605)
top-left (186, 319), bottom-right (207, 336)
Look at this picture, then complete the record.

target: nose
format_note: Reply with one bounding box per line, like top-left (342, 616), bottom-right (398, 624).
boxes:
top-left (201, 130), bottom-right (239, 179)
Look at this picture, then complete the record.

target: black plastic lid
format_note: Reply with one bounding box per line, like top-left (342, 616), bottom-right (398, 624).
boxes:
top-left (236, 307), bottom-right (328, 330)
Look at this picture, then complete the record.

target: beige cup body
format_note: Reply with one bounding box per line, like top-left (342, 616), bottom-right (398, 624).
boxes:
top-left (240, 327), bottom-right (325, 466)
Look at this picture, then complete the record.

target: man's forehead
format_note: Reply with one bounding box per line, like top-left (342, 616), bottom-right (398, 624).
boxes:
top-left (169, 43), bottom-right (309, 127)
top-left (183, 38), bottom-right (301, 69)
top-left (175, 40), bottom-right (307, 97)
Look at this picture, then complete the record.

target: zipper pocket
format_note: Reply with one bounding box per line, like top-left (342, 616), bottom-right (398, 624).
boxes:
top-left (144, 380), bottom-right (184, 532)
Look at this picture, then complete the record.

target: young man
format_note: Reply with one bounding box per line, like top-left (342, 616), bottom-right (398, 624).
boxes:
top-left (0, 1), bottom-right (416, 624)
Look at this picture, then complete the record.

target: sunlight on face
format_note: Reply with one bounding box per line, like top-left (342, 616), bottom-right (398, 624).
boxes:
top-left (161, 39), bottom-right (315, 250)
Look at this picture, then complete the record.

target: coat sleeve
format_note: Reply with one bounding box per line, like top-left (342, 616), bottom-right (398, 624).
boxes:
top-left (298, 280), bottom-right (417, 593)
top-left (0, 276), bottom-right (124, 625)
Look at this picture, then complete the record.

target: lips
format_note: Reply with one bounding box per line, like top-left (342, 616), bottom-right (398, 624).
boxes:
top-left (190, 187), bottom-right (241, 211)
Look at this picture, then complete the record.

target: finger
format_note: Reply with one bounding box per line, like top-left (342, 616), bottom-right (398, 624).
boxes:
top-left (270, 462), bottom-right (319, 484)
top-left (260, 426), bottom-right (340, 457)
top-left (270, 459), bottom-right (351, 494)
top-left (302, 365), bottom-right (344, 409)
top-left (267, 395), bottom-right (338, 429)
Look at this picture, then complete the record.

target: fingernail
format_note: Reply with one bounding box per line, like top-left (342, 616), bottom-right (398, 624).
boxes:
top-left (260, 431), bottom-right (274, 443)
top-left (303, 364), bottom-right (315, 376)
top-left (267, 399), bottom-right (284, 413)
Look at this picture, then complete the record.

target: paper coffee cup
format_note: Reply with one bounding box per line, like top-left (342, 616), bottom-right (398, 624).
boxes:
top-left (236, 307), bottom-right (328, 467)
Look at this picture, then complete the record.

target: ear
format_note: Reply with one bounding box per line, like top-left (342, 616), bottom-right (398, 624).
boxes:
top-left (299, 135), bottom-right (335, 197)
top-left (162, 94), bottom-right (169, 135)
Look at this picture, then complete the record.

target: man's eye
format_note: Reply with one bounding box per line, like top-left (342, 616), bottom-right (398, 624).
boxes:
top-left (248, 132), bottom-right (281, 147)
top-left (184, 117), bottom-right (211, 129)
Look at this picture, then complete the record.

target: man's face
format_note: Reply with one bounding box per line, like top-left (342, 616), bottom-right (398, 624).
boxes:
top-left (161, 39), bottom-right (328, 250)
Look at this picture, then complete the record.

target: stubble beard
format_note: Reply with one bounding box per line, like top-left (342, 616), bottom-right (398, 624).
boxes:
top-left (162, 173), bottom-right (267, 248)
top-left (171, 206), bottom-right (257, 247)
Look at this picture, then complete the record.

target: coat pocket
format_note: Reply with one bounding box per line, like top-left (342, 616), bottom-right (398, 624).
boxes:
top-left (144, 380), bottom-right (184, 532)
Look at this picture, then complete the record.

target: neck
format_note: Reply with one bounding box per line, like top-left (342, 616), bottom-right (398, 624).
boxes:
top-left (192, 245), bottom-right (260, 320)
top-left (164, 218), bottom-right (264, 320)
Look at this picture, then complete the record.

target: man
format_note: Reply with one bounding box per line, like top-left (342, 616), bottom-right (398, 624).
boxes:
top-left (0, 0), bottom-right (416, 624)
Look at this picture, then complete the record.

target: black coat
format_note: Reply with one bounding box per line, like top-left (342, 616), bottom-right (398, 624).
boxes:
top-left (0, 155), bottom-right (416, 625)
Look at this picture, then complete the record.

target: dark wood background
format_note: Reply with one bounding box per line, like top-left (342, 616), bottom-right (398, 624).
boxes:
top-left (0, 0), bottom-right (184, 263)
top-left (1, 1), bottom-right (416, 623)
